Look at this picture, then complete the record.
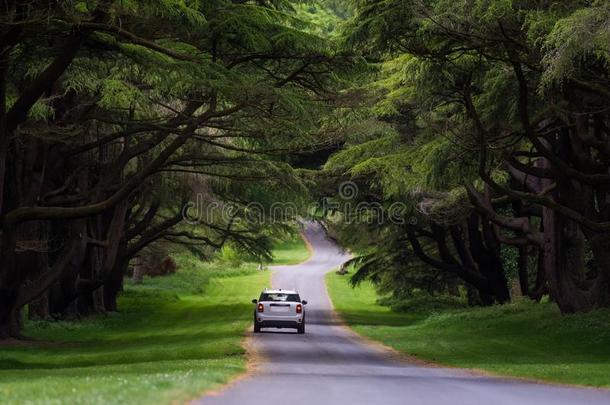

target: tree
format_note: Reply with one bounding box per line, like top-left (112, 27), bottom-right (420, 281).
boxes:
top-left (322, 0), bottom-right (610, 312)
top-left (0, 0), bottom-right (355, 338)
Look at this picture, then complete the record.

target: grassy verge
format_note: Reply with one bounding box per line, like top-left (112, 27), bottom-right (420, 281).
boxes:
top-left (0, 259), bottom-right (270, 405)
top-left (270, 234), bottom-right (310, 265)
top-left (326, 271), bottom-right (610, 388)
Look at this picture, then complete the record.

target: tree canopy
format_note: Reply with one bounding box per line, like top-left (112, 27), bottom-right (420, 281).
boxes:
top-left (0, 0), bottom-right (356, 337)
top-left (318, 0), bottom-right (610, 311)
top-left (2, 0), bottom-right (609, 340)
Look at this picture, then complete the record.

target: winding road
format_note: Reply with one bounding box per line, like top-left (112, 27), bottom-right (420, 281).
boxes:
top-left (197, 222), bottom-right (610, 405)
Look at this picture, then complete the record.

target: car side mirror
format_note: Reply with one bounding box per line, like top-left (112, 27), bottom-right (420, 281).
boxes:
top-left (252, 299), bottom-right (258, 304)
top-left (301, 300), bottom-right (307, 305)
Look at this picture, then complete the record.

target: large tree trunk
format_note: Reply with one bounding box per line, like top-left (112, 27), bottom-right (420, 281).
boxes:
top-left (101, 201), bottom-right (129, 312)
top-left (71, 191), bottom-right (108, 316)
top-left (581, 231), bottom-right (610, 308)
top-left (543, 207), bottom-right (594, 313)
top-left (0, 228), bottom-right (22, 338)
top-left (103, 260), bottom-right (128, 312)
top-left (0, 293), bottom-right (21, 338)
top-left (74, 242), bottom-right (105, 316)
top-left (28, 291), bottom-right (50, 320)
top-left (539, 134), bottom-right (609, 312)
top-left (0, 309), bottom-right (23, 339)
top-left (528, 246), bottom-right (547, 302)
top-left (467, 215), bottom-right (510, 304)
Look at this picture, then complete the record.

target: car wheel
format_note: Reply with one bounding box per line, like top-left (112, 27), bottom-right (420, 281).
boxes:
top-left (253, 314), bottom-right (261, 333)
top-left (297, 323), bottom-right (305, 334)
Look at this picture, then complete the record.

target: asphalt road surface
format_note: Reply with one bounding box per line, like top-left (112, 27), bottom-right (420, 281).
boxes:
top-left (197, 221), bottom-right (610, 405)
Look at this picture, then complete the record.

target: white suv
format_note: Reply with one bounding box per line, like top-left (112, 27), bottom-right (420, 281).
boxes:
top-left (252, 289), bottom-right (307, 334)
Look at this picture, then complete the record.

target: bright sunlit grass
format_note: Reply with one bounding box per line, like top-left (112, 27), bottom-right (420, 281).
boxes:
top-left (326, 271), bottom-right (610, 388)
top-left (0, 262), bottom-right (269, 405)
top-left (270, 234), bottom-right (310, 265)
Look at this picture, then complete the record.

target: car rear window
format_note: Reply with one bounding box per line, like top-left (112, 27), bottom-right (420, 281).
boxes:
top-left (260, 293), bottom-right (301, 302)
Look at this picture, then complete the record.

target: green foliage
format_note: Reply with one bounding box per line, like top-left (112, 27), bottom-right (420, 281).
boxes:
top-left (294, 1), bottom-right (346, 37)
top-left (218, 244), bottom-right (249, 266)
top-left (320, 0), bottom-right (610, 311)
top-left (541, 0), bottom-right (610, 88)
top-left (7, 0), bottom-right (360, 258)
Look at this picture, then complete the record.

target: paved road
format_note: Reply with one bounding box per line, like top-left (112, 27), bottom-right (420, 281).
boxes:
top-left (197, 222), bottom-right (610, 405)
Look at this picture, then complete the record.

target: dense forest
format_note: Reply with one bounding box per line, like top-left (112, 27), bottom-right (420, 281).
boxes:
top-left (1, 0), bottom-right (609, 341)
top-left (320, 0), bottom-right (610, 313)
top-left (0, 0), bottom-right (354, 338)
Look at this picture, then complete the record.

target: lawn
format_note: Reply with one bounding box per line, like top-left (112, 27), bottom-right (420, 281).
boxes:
top-left (326, 271), bottom-right (610, 388)
top-left (0, 258), bottom-right (270, 405)
top-left (270, 234), bottom-right (310, 265)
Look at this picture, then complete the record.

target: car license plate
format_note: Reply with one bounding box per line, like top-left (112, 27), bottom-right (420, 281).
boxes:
top-left (270, 305), bottom-right (289, 312)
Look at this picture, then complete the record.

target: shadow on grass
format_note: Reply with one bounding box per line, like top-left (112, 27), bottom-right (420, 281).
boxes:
top-left (0, 299), bottom-right (256, 371)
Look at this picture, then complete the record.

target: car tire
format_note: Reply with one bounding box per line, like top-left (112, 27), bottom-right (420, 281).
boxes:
top-left (254, 320), bottom-right (261, 333)
top-left (297, 323), bottom-right (305, 334)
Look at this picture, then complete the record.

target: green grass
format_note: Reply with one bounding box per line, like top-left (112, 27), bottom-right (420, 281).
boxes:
top-left (270, 234), bottom-right (310, 265)
top-left (0, 260), bottom-right (270, 405)
top-left (326, 271), bottom-right (610, 388)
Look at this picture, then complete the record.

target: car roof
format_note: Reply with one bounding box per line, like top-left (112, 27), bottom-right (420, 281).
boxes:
top-left (261, 288), bottom-right (298, 294)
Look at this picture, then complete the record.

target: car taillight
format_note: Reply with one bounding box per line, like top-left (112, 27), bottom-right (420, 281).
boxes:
top-left (296, 304), bottom-right (302, 313)
top-left (257, 303), bottom-right (264, 312)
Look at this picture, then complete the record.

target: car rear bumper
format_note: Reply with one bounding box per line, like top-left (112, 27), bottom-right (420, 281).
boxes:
top-left (258, 320), bottom-right (301, 328)
top-left (256, 313), bottom-right (303, 328)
